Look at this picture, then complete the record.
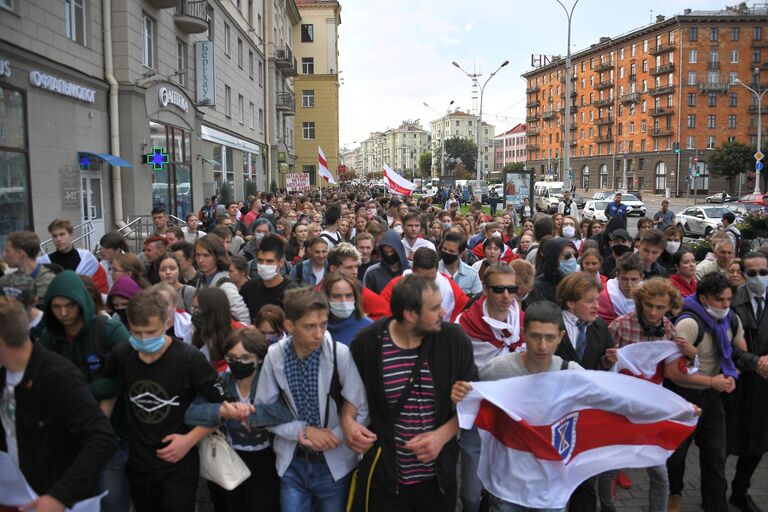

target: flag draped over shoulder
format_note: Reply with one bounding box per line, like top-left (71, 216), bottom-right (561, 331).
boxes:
top-left (457, 371), bottom-right (697, 509)
top-left (383, 164), bottom-right (417, 196)
top-left (318, 146), bottom-right (336, 184)
top-left (612, 340), bottom-right (699, 383)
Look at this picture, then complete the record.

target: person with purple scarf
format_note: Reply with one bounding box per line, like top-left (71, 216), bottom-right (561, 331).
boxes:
top-left (664, 273), bottom-right (748, 512)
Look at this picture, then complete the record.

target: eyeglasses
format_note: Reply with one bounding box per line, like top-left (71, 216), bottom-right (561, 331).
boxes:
top-left (745, 269), bottom-right (768, 278)
top-left (488, 285), bottom-right (519, 295)
top-left (226, 355), bottom-right (257, 365)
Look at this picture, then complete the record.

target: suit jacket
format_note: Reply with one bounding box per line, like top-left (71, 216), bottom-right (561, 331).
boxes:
top-left (555, 316), bottom-right (613, 370)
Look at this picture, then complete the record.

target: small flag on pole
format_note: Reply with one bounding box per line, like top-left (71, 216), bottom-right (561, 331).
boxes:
top-left (318, 146), bottom-right (336, 184)
top-left (383, 164), bottom-right (417, 196)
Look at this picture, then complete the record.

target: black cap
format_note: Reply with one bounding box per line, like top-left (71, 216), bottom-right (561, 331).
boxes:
top-left (609, 229), bottom-right (631, 241)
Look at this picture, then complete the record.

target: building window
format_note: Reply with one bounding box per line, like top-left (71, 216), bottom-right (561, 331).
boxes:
top-left (730, 50), bottom-right (739, 63)
top-left (755, 26), bottom-right (763, 41)
top-left (149, 122), bottom-right (193, 219)
top-left (631, 44), bottom-right (636, 57)
top-left (707, 114), bottom-right (716, 129)
top-left (710, 27), bottom-right (718, 41)
top-left (732, 27), bottom-right (740, 41)
top-left (708, 136), bottom-right (716, 149)
top-left (237, 39), bottom-right (243, 68)
top-left (688, 49), bottom-right (697, 63)
top-left (687, 114), bottom-right (696, 128)
top-left (206, 5), bottom-right (214, 41)
top-left (176, 39), bottom-right (187, 86)
top-left (224, 23), bottom-right (231, 56)
top-left (0, 86), bottom-right (32, 247)
top-left (302, 57), bottom-right (314, 74)
top-left (729, 72), bottom-right (738, 85)
top-left (728, 114), bottom-right (736, 129)
top-left (689, 27), bottom-right (698, 41)
top-left (687, 72), bottom-right (697, 85)
top-left (65, 0), bottom-right (86, 45)
top-left (729, 93), bottom-right (738, 107)
top-left (301, 24), bottom-right (314, 42)
top-left (643, 39), bottom-right (648, 53)
top-left (688, 93), bottom-right (696, 106)
top-left (248, 50), bottom-right (254, 79)
top-left (0, 0), bottom-right (12, 11)
top-left (302, 122), bottom-right (315, 140)
top-left (258, 60), bottom-right (263, 86)
top-left (258, 108), bottom-right (264, 133)
top-left (224, 86), bottom-right (231, 117)
top-left (142, 13), bottom-right (154, 68)
top-left (708, 94), bottom-right (717, 107)
top-left (238, 94), bottom-right (244, 124)
top-left (249, 102), bottom-right (254, 129)
top-left (302, 90), bottom-right (315, 108)
top-left (686, 136), bottom-right (695, 149)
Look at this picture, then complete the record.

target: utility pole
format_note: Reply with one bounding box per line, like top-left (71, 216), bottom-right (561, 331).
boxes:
top-left (555, 0), bottom-right (580, 191)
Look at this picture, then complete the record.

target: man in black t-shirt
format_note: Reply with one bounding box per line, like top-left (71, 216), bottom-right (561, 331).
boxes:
top-left (241, 234), bottom-right (296, 323)
top-left (102, 289), bottom-right (224, 512)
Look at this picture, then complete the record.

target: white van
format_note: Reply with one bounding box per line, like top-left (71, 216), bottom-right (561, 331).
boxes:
top-left (534, 181), bottom-right (565, 213)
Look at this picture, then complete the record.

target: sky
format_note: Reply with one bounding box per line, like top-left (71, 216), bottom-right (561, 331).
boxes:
top-left (337, 0), bottom-right (731, 150)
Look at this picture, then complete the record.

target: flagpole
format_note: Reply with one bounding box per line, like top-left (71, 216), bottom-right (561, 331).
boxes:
top-left (318, 166), bottom-right (322, 200)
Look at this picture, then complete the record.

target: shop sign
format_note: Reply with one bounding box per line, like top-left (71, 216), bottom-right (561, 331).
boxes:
top-left (29, 70), bottom-right (96, 103)
top-left (286, 173), bottom-right (310, 191)
top-left (0, 59), bottom-right (10, 79)
top-left (195, 41), bottom-right (215, 106)
top-left (159, 87), bottom-right (189, 112)
top-left (60, 166), bottom-right (80, 208)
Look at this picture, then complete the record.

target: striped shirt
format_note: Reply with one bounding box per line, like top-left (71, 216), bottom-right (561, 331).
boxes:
top-left (381, 331), bottom-right (436, 485)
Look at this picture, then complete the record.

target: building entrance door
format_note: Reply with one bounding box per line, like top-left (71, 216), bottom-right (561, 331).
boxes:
top-left (80, 172), bottom-right (104, 248)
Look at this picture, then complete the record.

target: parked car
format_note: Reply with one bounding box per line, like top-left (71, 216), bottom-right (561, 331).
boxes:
top-left (706, 192), bottom-right (734, 203)
top-left (738, 194), bottom-right (768, 206)
top-left (727, 203), bottom-right (768, 223)
top-left (615, 193), bottom-right (647, 217)
top-left (676, 206), bottom-right (729, 238)
top-left (592, 192), bottom-right (610, 201)
top-left (572, 192), bottom-right (586, 209)
top-left (583, 200), bottom-right (610, 222)
top-left (626, 190), bottom-right (643, 201)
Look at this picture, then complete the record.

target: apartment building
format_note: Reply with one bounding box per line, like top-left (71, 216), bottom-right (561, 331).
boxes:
top-left (494, 123), bottom-right (528, 173)
top-left (523, 5), bottom-right (768, 195)
top-left (429, 110), bottom-right (496, 181)
top-left (293, 0), bottom-right (340, 186)
top-left (356, 120), bottom-right (431, 178)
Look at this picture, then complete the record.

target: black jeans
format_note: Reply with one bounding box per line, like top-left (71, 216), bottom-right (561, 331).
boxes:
top-left (665, 382), bottom-right (728, 512)
top-left (370, 479), bottom-right (456, 512)
top-left (127, 462), bottom-right (198, 512)
top-left (568, 476), bottom-right (597, 512)
top-left (732, 453), bottom-right (764, 496)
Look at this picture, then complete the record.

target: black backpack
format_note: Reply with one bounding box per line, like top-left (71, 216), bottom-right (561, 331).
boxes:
top-left (675, 309), bottom-right (740, 347)
top-left (725, 227), bottom-right (750, 258)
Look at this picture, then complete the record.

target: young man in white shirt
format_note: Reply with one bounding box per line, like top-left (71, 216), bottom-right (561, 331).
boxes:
top-left (402, 212), bottom-right (436, 260)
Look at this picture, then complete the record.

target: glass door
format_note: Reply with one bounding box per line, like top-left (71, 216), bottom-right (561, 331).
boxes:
top-left (81, 173), bottom-right (104, 247)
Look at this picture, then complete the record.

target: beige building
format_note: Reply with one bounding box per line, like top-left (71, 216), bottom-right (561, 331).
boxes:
top-left (293, 0), bottom-right (341, 186)
top-left (356, 121), bottom-right (431, 178)
top-left (429, 111), bottom-right (496, 180)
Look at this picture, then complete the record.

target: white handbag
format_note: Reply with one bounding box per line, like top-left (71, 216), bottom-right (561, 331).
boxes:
top-left (198, 430), bottom-right (251, 490)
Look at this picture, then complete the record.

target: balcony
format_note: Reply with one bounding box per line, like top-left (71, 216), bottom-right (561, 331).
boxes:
top-left (595, 115), bottom-right (613, 125)
top-left (595, 61), bottom-right (614, 72)
top-left (569, 140), bottom-right (578, 147)
top-left (274, 46), bottom-right (297, 76)
top-left (629, 73), bottom-right (637, 82)
top-left (147, 0), bottom-right (177, 8)
top-left (707, 61), bottom-right (721, 71)
top-left (752, 40), bottom-right (768, 48)
top-left (650, 128), bottom-right (673, 137)
top-left (561, 74), bottom-right (578, 82)
top-left (526, 114), bottom-right (539, 122)
top-left (276, 92), bottom-right (295, 115)
top-left (649, 85), bottom-right (675, 96)
top-left (595, 80), bottom-right (614, 90)
top-left (620, 92), bottom-right (640, 104)
top-left (650, 107), bottom-right (674, 117)
top-left (699, 82), bottom-right (729, 93)
top-left (527, 99), bottom-right (540, 108)
top-left (542, 110), bottom-right (557, 120)
top-left (560, 91), bottom-right (578, 99)
top-left (174, 0), bottom-right (208, 34)
top-left (526, 85), bottom-right (540, 94)
top-left (526, 143), bottom-right (539, 151)
top-left (750, 105), bottom-right (768, 114)
top-left (596, 134), bottom-right (614, 143)
top-left (651, 63), bottom-right (675, 76)
top-left (593, 98), bottom-right (612, 107)
top-left (559, 105), bottom-right (579, 114)
top-left (650, 43), bottom-right (675, 55)
top-left (527, 126), bottom-right (540, 136)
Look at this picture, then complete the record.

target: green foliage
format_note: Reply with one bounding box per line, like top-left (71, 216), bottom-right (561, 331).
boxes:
top-left (418, 152), bottom-right (432, 177)
top-left (687, 238), bottom-right (713, 262)
top-left (503, 162), bottom-right (526, 173)
top-left (444, 137), bottom-right (477, 173)
top-left (736, 211), bottom-right (768, 239)
top-left (707, 141), bottom-right (753, 191)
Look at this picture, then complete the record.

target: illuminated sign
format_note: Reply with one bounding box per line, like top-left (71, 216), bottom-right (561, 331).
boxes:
top-left (145, 147), bottom-right (170, 171)
top-left (28, 70), bottom-right (96, 103)
top-left (159, 87), bottom-right (189, 112)
top-left (0, 58), bottom-right (10, 79)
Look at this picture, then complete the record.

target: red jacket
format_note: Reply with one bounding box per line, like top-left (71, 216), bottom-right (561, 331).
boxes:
top-left (380, 273), bottom-right (469, 322)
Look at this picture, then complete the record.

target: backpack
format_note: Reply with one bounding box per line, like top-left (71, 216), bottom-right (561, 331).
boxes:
top-left (725, 227), bottom-right (750, 258)
top-left (675, 309), bottom-right (739, 347)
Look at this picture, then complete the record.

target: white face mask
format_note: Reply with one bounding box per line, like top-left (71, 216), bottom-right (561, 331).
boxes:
top-left (329, 301), bottom-right (355, 319)
top-left (747, 275), bottom-right (768, 296)
top-left (704, 300), bottom-right (730, 321)
top-left (257, 264), bottom-right (279, 281)
top-left (393, 225), bottom-right (403, 235)
top-left (666, 241), bottom-right (681, 254)
top-left (562, 225), bottom-right (576, 238)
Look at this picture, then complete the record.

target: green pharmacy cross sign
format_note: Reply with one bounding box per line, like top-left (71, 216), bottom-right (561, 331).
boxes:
top-left (145, 147), bottom-right (170, 171)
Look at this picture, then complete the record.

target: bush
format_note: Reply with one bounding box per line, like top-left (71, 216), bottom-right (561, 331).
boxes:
top-left (736, 211), bottom-right (768, 239)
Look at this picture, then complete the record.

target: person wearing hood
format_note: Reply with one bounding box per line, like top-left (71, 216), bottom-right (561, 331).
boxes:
top-left (38, 270), bottom-right (131, 512)
top-left (241, 217), bottom-right (277, 262)
top-left (363, 229), bottom-right (410, 295)
top-left (107, 276), bottom-right (142, 328)
top-left (532, 237), bottom-right (579, 304)
top-left (322, 271), bottom-right (373, 345)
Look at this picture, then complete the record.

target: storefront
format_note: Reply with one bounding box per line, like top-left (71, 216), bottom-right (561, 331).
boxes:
top-left (0, 42), bottom-right (111, 249)
top-left (201, 125), bottom-right (266, 204)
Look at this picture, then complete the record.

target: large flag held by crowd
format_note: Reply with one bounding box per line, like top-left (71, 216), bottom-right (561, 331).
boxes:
top-left (457, 371), bottom-right (698, 509)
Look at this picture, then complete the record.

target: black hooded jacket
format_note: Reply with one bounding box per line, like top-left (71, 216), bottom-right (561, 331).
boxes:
top-left (362, 230), bottom-right (410, 294)
top-left (533, 237), bottom-right (576, 303)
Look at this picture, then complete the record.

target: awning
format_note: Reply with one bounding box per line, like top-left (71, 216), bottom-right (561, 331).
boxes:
top-left (78, 151), bottom-right (133, 168)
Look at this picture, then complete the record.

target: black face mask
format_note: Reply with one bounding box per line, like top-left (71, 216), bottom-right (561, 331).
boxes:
top-left (441, 251), bottom-right (459, 265)
top-left (612, 244), bottom-right (632, 257)
top-left (229, 360), bottom-right (256, 380)
top-left (382, 251), bottom-right (400, 265)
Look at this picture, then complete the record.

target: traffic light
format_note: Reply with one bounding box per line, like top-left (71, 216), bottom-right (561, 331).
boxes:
top-left (673, 142), bottom-right (680, 154)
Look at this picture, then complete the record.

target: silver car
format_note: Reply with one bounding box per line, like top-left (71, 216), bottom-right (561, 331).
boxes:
top-left (676, 206), bottom-right (728, 237)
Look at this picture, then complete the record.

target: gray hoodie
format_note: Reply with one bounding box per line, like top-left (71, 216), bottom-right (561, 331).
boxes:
top-left (362, 229), bottom-right (410, 295)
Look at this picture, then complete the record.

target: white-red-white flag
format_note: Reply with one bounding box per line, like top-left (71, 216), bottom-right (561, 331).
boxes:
top-left (318, 146), bottom-right (336, 184)
top-left (457, 370), bottom-right (697, 509)
top-left (612, 340), bottom-right (699, 384)
top-left (383, 164), bottom-right (417, 196)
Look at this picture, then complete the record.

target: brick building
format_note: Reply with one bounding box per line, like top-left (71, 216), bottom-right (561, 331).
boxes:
top-left (523, 5), bottom-right (768, 196)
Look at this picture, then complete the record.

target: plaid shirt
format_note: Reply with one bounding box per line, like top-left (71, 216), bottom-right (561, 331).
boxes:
top-left (608, 311), bottom-right (676, 347)
top-left (284, 341), bottom-right (322, 427)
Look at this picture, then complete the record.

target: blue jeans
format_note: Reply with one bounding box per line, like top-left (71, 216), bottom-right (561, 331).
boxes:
top-left (488, 493), bottom-right (565, 512)
top-left (280, 455), bottom-right (351, 512)
top-left (459, 426), bottom-right (483, 512)
top-left (99, 441), bottom-right (130, 512)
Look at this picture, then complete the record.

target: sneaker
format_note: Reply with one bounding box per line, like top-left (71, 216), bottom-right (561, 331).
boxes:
top-left (668, 494), bottom-right (683, 512)
top-left (615, 470), bottom-right (632, 490)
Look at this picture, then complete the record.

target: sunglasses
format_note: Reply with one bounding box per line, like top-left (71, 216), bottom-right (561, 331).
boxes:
top-left (488, 285), bottom-right (520, 295)
top-left (745, 269), bottom-right (768, 278)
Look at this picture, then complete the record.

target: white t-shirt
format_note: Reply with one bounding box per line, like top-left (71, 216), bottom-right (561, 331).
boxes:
top-left (1, 370), bottom-right (24, 466)
top-left (320, 230), bottom-right (341, 250)
top-left (401, 237), bottom-right (436, 260)
top-left (313, 267), bottom-right (326, 284)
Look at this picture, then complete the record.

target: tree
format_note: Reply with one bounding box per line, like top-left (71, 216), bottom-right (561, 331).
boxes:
top-left (339, 167), bottom-right (358, 182)
top-left (418, 152), bottom-right (432, 178)
top-left (503, 162), bottom-right (526, 173)
top-left (444, 137), bottom-right (477, 174)
top-left (707, 141), bottom-right (753, 192)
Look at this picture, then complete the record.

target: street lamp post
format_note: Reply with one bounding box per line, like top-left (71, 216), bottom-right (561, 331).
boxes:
top-left (424, 100), bottom-right (455, 181)
top-left (736, 69), bottom-right (767, 194)
top-left (452, 60), bottom-right (509, 182)
top-left (555, 0), bottom-right (579, 191)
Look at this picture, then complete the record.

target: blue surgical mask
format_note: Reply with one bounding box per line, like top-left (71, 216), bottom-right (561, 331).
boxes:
top-left (128, 334), bottom-right (166, 354)
top-left (559, 258), bottom-right (578, 276)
